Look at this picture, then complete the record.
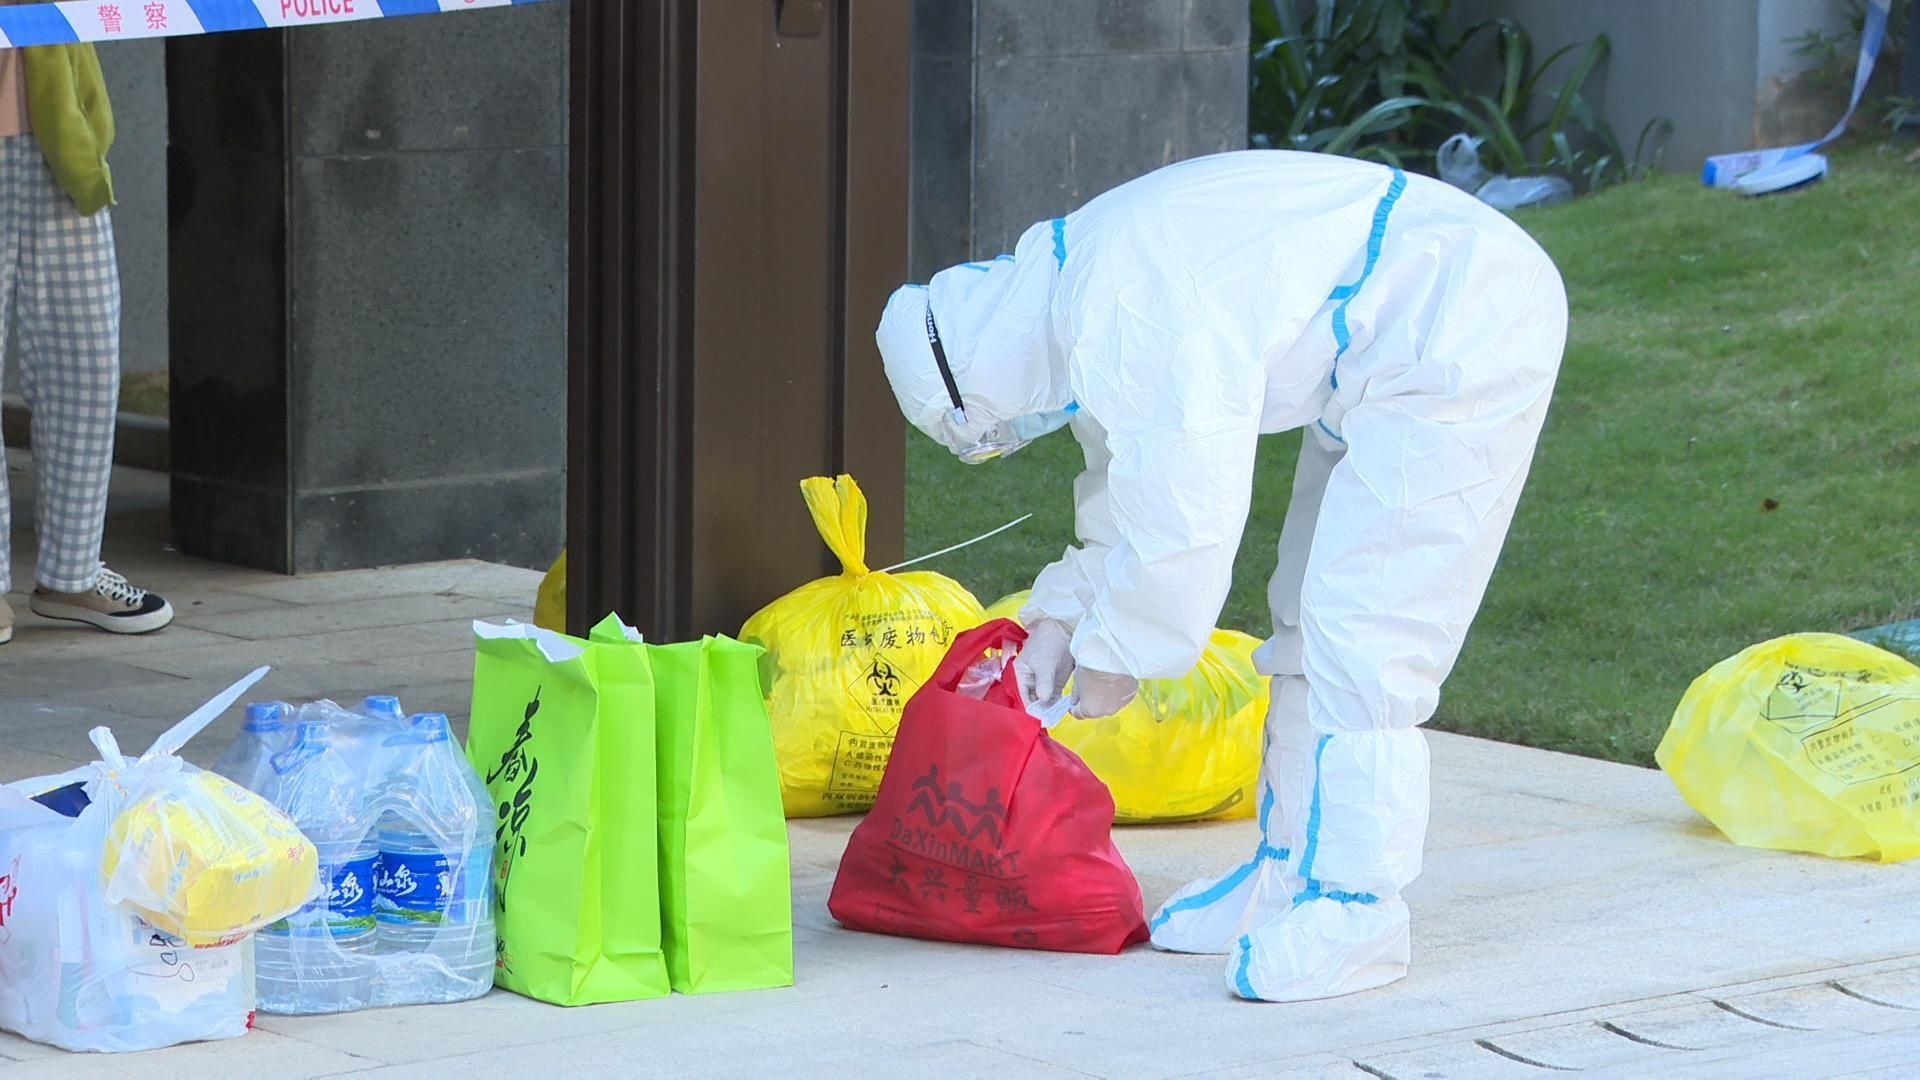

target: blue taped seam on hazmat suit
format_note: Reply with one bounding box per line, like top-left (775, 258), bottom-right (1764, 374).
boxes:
top-left (1328, 168), bottom-right (1406, 390)
top-left (873, 150), bottom-right (1567, 1002)
top-left (1147, 785), bottom-right (1288, 936)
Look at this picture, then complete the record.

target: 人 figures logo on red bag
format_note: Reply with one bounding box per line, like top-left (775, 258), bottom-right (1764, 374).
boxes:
top-left (903, 765), bottom-right (1008, 846)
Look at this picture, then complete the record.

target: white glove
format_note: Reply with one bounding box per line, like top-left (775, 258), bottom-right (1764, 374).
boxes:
top-left (1014, 618), bottom-right (1075, 709)
top-left (1072, 668), bottom-right (1139, 719)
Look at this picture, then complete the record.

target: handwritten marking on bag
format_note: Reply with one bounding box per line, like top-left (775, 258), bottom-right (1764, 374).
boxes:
top-left (488, 686), bottom-right (541, 912)
top-left (136, 921), bottom-right (235, 982)
top-left (131, 917), bottom-right (244, 1012)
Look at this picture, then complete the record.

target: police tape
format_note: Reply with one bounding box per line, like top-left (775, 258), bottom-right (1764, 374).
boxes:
top-left (1700, 0), bottom-right (1891, 190)
top-left (0, 0), bottom-right (552, 49)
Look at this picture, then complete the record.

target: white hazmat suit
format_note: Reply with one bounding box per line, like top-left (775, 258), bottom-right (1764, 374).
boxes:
top-left (874, 151), bottom-right (1566, 1001)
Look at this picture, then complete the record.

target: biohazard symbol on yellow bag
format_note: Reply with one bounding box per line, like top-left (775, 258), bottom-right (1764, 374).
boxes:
top-left (982, 593), bottom-right (1266, 825)
top-left (741, 476), bottom-right (986, 817)
top-left (1658, 633), bottom-right (1920, 862)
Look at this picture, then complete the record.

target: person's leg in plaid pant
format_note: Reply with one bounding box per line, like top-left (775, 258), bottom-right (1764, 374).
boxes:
top-left (0, 133), bottom-right (172, 644)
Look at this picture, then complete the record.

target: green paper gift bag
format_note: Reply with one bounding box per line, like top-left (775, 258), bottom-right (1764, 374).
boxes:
top-left (592, 624), bottom-right (793, 993)
top-left (467, 620), bottom-right (671, 1005)
top-left (657, 638), bottom-right (795, 993)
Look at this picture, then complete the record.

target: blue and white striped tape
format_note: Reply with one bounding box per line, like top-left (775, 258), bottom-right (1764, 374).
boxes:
top-left (1701, 0), bottom-right (1891, 188)
top-left (0, 0), bottom-right (551, 49)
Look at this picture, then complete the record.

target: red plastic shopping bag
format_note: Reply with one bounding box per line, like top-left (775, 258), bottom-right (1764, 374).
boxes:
top-left (828, 620), bottom-right (1149, 954)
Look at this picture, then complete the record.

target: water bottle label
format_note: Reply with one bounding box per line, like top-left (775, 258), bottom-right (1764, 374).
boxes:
top-left (376, 849), bottom-right (455, 912)
top-left (376, 846), bottom-right (488, 925)
top-left (263, 851), bottom-right (379, 935)
top-left (329, 853), bottom-right (380, 922)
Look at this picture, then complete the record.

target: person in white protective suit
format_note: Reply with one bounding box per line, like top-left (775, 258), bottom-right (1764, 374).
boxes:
top-left (873, 150), bottom-right (1566, 1001)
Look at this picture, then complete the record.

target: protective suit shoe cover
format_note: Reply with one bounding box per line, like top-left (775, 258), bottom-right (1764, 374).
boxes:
top-left (1152, 678), bottom-right (1320, 953)
top-left (1227, 895), bottom-right (1410, 1002)
top-left (1150, 849), bottom-right (1295, 955)
top-left (1150, 779), bottom-right (1300, 955)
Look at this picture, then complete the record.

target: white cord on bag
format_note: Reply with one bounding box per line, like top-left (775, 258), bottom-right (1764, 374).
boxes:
top-left (876, 514), bottom-right (1034, 574)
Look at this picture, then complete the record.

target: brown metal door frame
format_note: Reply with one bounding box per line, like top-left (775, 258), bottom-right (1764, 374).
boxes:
top-left (566, 1), bottom-right (910, 640)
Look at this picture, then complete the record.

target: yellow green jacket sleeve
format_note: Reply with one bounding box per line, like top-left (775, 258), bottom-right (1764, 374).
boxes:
top-left (22, 44), bottom-right (116, 216)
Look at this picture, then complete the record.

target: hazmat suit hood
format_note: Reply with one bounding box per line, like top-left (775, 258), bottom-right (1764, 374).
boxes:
top-left (875, 219), bottom-right (1074, 459)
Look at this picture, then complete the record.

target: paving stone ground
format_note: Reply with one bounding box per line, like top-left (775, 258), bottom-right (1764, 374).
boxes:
top-left (4, 450), bottom-right (1918, 1078)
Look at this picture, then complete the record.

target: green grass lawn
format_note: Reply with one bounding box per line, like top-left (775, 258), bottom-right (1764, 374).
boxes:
top-left (904, 143), bottom-right (1920, 766)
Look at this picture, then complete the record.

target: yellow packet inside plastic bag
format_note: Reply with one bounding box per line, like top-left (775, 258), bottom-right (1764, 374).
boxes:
top-left (78, 671), bottom-right (319, 948)
top-left (1657, 633), bottom-right (1920, 862)
top-left (983, 593), bottom-right (1266, 824)
top-left (742, 475), bottom-right (986, 817)
top-left (101, 768), bottom-right (319, 946)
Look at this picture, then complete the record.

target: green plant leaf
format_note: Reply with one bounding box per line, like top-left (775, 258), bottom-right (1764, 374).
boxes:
top-left (1474, 93), bottom-right (1529, 170)
top-left (1545, 35), bottom-right (1611, 143)
top-left (1377, 0), bottom-right (1408, 54)
top-left (1631, 117), bottom-right (1672, 175)
top-left (1497, 22), bottom-right (1529, 116)
top-left (1518, 42), bottom-right (1582, 106)
top-left (1586, 153), bottom-right (1617, 189)
top-left (1267, 0), bottom-right (1298, 41)
top-left (1324, 95), bottom-right (1430, 155)
top-left (1551, 131), bottom-right (1578, 172)
top-left (1287, 75), bottom-right (1339, 140)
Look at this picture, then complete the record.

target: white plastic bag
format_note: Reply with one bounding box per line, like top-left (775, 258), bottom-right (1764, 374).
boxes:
top-left (0, 668), bottom-right (315, 1053)
top-left (1475, 175), bottom-right (1574, 211)
top-left (1437, 133), bottom-right (1494, 193)
top-left (1436, 133), bottom-right (1574, 211)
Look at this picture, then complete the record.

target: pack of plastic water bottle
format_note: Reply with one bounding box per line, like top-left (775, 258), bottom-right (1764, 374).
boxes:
top-left (213, 695), bottom-right (495, 1014)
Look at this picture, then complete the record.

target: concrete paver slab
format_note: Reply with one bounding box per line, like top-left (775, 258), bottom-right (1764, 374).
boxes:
top-left (184, 593), bottom-right (517, 642)
top-left (1715, 982), bottom-right (1920, 1034)
top-left (1835, 967), bottom-right (1920, 1011)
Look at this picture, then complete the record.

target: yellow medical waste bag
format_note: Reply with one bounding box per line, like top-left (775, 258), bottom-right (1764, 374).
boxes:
top-left (982, 593), bottom-right (1266, 824)
top-left (1657, 633), bottom-right (1920, 862)
top-left (741, 476), bottom-right (986, 817)
top-left (534, 550), bottom-right (566, 633)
